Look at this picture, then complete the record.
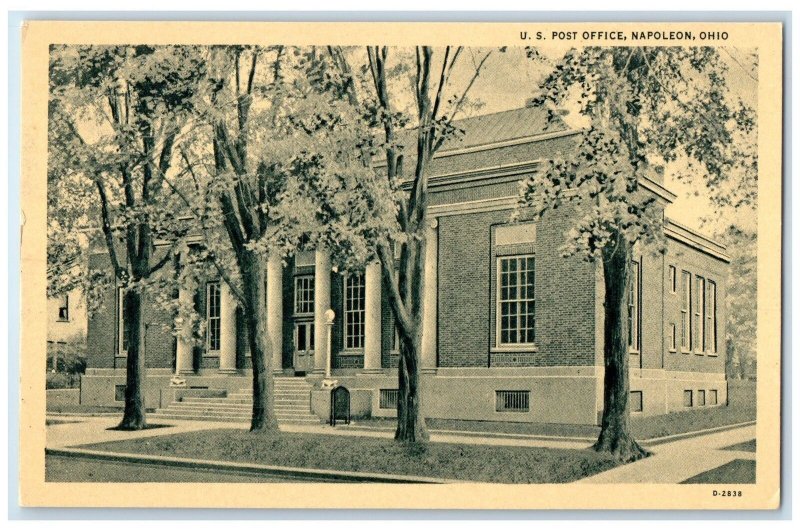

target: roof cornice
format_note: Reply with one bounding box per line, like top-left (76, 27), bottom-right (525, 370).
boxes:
top-left (664, 218), bottom-right (730, 263)
top-left (374, 128), bottom-right (582, 168)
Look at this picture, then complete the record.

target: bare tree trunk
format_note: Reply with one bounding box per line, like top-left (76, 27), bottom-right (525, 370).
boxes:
top-left (593, 234), bottom-right (649, 462)
top-left (241, 251), bottom-right (278, 433)
top-left (395, 327), bottom-right (428, 442)
top-left (118, 289), bottom-right (147, 430)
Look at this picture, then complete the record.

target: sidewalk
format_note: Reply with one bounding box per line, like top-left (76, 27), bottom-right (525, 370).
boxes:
top-left (46, 415), bottom-right (246, 448)
top-left (577, 424), bottom-right (756, 483)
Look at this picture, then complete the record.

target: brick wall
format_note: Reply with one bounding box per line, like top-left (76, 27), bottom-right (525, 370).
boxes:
top-left (86, 252), bottom-right (117, 369)
top-left (85, 251), bottom-right (175, 371)
top-left (436, 204), bottom-right (597, 369)
top-left (663, 237), bottom-right (728, 374)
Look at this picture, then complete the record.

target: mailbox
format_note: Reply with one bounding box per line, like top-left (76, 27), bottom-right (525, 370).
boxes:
top-left (329, 386), bottom-right (351, 426)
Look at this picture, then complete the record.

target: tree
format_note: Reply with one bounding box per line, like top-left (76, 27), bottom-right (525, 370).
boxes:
top-left (295, 46), bottom-right (493, 443)
top-left (520, 47), bottom-right (756, 461)
top-left (48, 45), bottom-right (201, 429)
top-left (174, 45), bottom-right (363, 432)
top-left (717, 225), bottom-right (757, 380)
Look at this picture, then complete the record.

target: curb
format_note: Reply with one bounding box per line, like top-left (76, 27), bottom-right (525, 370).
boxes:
top-left (45, 447), bottom-right (453, 484)
top-left (639, 420), bottom-right (757, 446)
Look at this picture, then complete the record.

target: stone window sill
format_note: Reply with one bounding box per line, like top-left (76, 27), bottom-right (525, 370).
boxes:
top-left (491, 345), bottom-right (538, 353)
top-left (338, 349), bottom-right (364, 356)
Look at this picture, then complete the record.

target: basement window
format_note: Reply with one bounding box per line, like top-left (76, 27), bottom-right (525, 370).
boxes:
top-left (709, 390), bottom-right (718, 405)
top-left (115, 385), bottom-right (126, 402)
top-left (698, 390), bottom-right (706, 406)
top-left (495, 390), bottom-right (530, 412)
top-left (379, 389), bottom-right (399, 410)
top-left (683, 390), bottom-right (693, 407)
top-left (630, 391), bottom-right (643, 413)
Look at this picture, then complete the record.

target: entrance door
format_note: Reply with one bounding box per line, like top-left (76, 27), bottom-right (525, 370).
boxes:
top-left (294, 321), bottom-right (315, 373)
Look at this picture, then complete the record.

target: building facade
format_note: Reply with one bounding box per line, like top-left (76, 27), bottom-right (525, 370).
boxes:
top-left (80, 106), bottom-right (729, 424)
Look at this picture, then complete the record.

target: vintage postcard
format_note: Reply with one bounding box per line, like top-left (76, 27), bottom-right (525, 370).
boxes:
top-left (20, 20), bottom-right (782, 509)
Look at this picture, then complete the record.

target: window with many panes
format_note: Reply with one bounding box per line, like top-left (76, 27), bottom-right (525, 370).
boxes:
top-left (694, 275), bottom-right (706, 353)
top-left (708, 280), bottom-right (718, 354)
top-left (294, 276), bottom-right (315, 315)
top-left (57, 294), bottom-right (69, 321)
top-left (117, 288), bottom-right (130, 356)
top-left (344, 272), bottom-right (366, 350)
top-left (628, 260), bottom-right (641, 352)
top-left (668, 265), bottom-right (677, 294)
top-left (669, 323), bottom-right (677, 352)
top-left (206, 282), bottom-right (221, 352)
top-left (497, 256), bottom-right (535, 346)
top-left (681, 271), bottom-right (692, 351)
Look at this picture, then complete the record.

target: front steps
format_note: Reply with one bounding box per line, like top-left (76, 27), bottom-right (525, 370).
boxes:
top-left (151, 377), bottom-right (321, 425)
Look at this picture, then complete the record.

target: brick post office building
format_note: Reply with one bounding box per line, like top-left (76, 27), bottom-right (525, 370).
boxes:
top-left (80, 105), bottom-right (729, 425)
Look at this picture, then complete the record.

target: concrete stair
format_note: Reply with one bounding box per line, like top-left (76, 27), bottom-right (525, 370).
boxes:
top-left (151, 377), bottom-right (321, 425)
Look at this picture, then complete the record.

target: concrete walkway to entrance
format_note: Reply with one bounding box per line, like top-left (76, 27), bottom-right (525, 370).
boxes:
top-left (577, 424), bottom-right (756, 484)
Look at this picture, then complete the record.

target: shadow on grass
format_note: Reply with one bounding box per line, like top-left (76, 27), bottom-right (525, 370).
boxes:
top-left (721, 439), bottom-right (756, 452)
top-left (681, 459), bottom-right (756, 484)
top-left (106, 423), bottom-right (174, 432)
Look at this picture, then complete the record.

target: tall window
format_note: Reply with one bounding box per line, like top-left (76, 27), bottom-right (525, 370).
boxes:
top-left (344, 272), bottom-right (366, 350)
top-left (294, 276), bottom-right (315, 315)
top-left (498, 255), bottom-right (535, 345)
top-left (206, 282), bottom-right (221, 352)
top-left (57, 294), bottom-right (70, 321)
top-left (681, 271), bottom-right (692, 351)
top-left (117, 288), bottom-right (130, 356)
top-left (708, 281), bottom-right (718, 354)
top-left (668, 265), bottom-right (677, 294)
top-left (628, 260), bottom-right (641, 352)
top-left (669, 323), bottom-right (677, 352)
top-left (694, 275), bottom-right (706, 353)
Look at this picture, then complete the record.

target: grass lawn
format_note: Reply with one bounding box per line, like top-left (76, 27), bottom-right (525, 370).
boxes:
top-left (80, 429), bottom-right (619, 483)
top-left (350, 401), bottom-right (754, 442)
top-left (722, 439), bottom-right (756, 453)
top-left (631, 402), bottom-right (755, 440)
top-left (681, 459), bottom-right (756, 484)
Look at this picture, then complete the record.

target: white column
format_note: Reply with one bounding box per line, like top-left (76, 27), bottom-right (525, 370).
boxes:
top-left (421, 218), bottom-right (438, 371)
top-left (175, 286), bottom-right (194, 375)
top-left (219, 282), bottom-right (238, 373)
top-left (267, 254), bottom-right (284, 374)
top-left (363, 261), bottom-right (382, 372)
top-left (314, 249), bottom-right (332, 374)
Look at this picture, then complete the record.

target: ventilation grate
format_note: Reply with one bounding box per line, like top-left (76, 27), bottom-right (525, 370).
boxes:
top-left (495, 390), bottom-right (530, 412)
top-left (379, 389), bottom-right (399, 409)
